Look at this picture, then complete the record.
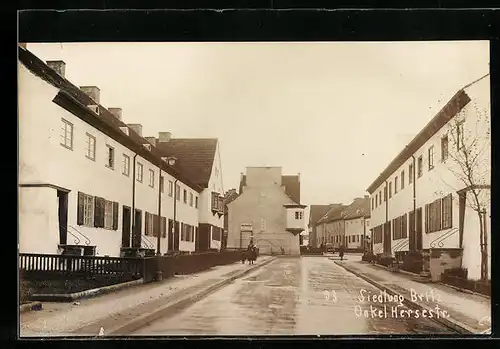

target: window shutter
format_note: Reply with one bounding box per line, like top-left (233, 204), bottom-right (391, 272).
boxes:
top-left (94, 197), bottom-right (99, 227)
top-left (77, 192), bottom-right (84, 225)
top-left (154, 214), bottom-right (159, 237)
top-left (99, 198), bottom-right (106, 228)
top-left (425, 204), bottom-right (429, 233)
top-left (162, 217), bottom-right (167, 238)
top-left (112, 202), bottom-right (119, 230)
top-left (145, 213), bottom-right (150, 236)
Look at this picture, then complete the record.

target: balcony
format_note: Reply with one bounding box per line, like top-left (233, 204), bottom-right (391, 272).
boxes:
top-left (284, 204), bottom-right (307, 235)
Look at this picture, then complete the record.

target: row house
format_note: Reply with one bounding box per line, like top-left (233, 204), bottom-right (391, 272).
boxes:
top-left (315, 197), bottom-right (371, 251)
top-left (307, 204), bottom-right (339, 247)
top-left (367, 74), bottom-right (491, 281)
top-left (226, 167), bottom-right (306, 255)
top-left (18, 45), bottom-right (225, 258)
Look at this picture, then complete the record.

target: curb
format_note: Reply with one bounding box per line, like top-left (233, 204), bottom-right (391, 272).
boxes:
top-left (108, 257), bottom-right (277, 335)
top-left (335, 261), bottom-right (480, 335)
top-left (20, 301), bottom-right (43, 313)
top-left (367, 261), bottom-right (490, 299)
top-left (30, 278), bottom-right (144, 302)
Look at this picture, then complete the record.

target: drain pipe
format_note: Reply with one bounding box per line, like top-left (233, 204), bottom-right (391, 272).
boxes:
top-left (411, 154), bottom-right (417, 251)
top-left (172, 178), bottom-right (179, 252)
top-left (156, 166), bottom-right (163, 282)
top-left (384, 179), bottom-right (389, 257)
top-left (130, 153), bottom-right (138, 250)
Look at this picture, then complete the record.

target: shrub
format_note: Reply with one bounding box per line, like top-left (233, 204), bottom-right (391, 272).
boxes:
top-left (377, 255), bottom-right (395, 267)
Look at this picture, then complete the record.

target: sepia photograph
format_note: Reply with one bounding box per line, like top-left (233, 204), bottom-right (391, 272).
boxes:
top-left (18, 40), bottom-right (491, 337)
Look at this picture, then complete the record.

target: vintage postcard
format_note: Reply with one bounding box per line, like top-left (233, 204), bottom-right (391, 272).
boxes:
top-left (18, 41), bottom-right (491, 337)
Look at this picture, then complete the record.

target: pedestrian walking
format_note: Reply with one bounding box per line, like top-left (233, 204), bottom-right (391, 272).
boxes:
top-left (339, 246), bottom-right (345, 261)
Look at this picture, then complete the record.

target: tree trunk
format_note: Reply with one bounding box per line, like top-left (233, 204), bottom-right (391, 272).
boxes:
top-left (478, 211), bottom-right (486, 281)
top-left (482, 210), bottom-right (489, 280)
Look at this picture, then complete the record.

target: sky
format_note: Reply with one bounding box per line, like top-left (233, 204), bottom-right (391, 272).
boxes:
top-left (26, 41), bottom-right (490, 218)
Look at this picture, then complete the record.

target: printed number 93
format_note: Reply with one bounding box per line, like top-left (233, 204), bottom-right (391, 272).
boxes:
top-left (323, 290), bottom-right (337, 303)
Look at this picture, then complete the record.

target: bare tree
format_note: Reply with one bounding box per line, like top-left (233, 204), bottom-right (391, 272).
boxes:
top-left (440, 101), bottom-right (491, 280)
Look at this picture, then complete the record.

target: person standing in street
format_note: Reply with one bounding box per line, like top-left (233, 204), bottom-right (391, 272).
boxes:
top-left (339, 245), bottom-right (345, 261)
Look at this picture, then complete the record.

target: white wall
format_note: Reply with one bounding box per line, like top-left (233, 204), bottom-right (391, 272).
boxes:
top-left (285, 207), bottom-right (305, 230)
top-left (368, 77), bottom-right (491, 277)
top-left (345, 217), bottom-right (369, 249)
top-left (227, 173), bottom-right (300, 255)
top-left (18, 62), bottom-right (199, 256)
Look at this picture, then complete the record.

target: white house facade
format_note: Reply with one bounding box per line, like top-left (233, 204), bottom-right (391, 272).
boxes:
top-left (367, 74), bottom-right (491, 281)
top-left (226, 167), bottom-right (306, 255)
top-left (18, 45), bottom-right (224, 258)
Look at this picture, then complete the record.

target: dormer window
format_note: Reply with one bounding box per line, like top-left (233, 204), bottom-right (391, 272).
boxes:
top-left (143, 144), bottom-right (152, 151)
top-left (295, 211), bottom-right (303, 220)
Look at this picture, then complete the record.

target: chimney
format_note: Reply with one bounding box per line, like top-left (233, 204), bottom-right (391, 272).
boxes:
top-left (145, 137), bottom-right (157, 147)
top-left (158, 132), bottom-right (171, 142)
top-left (80, 86), bottom-right (100, 104)
top-left (127, 124), bottom-right (143, 137)
top-left (108, 108), bottom-right (122, 120)
top-left (46, 60), bottom-right (66, 78)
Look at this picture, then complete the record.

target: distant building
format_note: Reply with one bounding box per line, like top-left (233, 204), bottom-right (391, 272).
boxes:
top-left (308, 204), bottom-right (341, 247)
top-left (315, 204), bottom-right (347, 248)
top-left (343, 196), bottom-right (371, 251)
top-left (227, 167), bottom-right (306, 255)
top-left (223, 188), bottom-right (239, 249)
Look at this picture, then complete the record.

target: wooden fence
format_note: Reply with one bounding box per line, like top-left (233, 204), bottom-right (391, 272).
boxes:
top-left (19, 253), bottom-right (143, 279)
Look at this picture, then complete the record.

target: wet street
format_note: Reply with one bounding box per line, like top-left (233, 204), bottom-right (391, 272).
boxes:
top-left (133, 257), bottom-right (455, 336)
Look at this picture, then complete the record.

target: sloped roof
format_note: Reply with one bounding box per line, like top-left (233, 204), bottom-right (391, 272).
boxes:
top-left (309, 204), bottom-right (341, 226)
top-left (18, 45), bottom-right (203, 192)
top-left (156, 138), bottom-right (218, 188)
top-left (239, 174), bottom-right (301, 204)
top-left (316, 204), bottom-right (347, 225)
top-left (343, 197), bottom-right (371, 220)
top-left (365, 74), bottom-right (490, 193)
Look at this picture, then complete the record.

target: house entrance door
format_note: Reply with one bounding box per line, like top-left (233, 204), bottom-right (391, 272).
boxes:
top-left (416, 208), bottom-right (423, 250)
top-left (122, 206), bottom-right (131, 248)
top-left (57, 190), bottom-right (69, 245)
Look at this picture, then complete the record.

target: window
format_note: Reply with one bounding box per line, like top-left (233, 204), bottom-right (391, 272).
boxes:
top-left (195, 196), bottom-right (199, 209)
top-left (409, 163), bottom-right (414, 184)
top-left (392, 214), bottom-right (407, 240)
top-left (77, 192), bottom-right (94, 227)
top-left (374, 194), bottom-right (378, 208)
top-left (211, 192), bottom-right (220, 211)
top-left (104, 201), bottom-right (114, 230)
top-left (384, 187), bottom-right (387, 202)
top-left (60, 118), bottom-right (73, 150)
top-left (417, 156), bottom-right (423, 178)
top-left (122, 154), bottom-right (130, 176)
top-left (394, 176), bottom-right (398, 194)
top-left (168, 180), bottom-right (173, 197)
top-left (149, 169), bottom-right (155, 188)
top-left (106, 145), bottom-right (115, 169)
top-left (85, 133), bottom-right (96, 160)
top-left (428, 146), bottom-right (435, 170)
top-left (379, 191), bottom-right (382, 205)
top-left (189, 193), bottom-right (194, 207)
top-left (371, 197), bottom-right (374, 210)
top-left (441, 194), bottom-right (453, 229)
top-left (401, 171), bottom-right (405, 190)
top-left (137, 163), bottom-right (143, 182)
top-left (176, 184), bottom-right (180, 200)
top-left (261, 218), bottom-right (266, 231)
top-left (80, 195), bottom-right (118, 230)
top-left (145, 212), bottom-right (156, 236)
top-left (183, 189), bottom-right (187, 204)
top-left (373, 225), bottom-right (383, 244)
top-left (389, 182), bottom-right (392, 198)
top-left (457, 120), bottom-right (465, 150)
top-left (425, 198), bottom-right (443, 233)
top-left (441, 135), bottom-right (449, 161)
top-left (295, 211), bottom-right (303, 220)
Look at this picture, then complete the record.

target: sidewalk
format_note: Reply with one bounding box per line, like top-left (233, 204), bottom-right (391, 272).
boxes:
top-left (335, 260), bottom-right (491, 334)
top-left (20, 256), bottom-right (275, 337)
